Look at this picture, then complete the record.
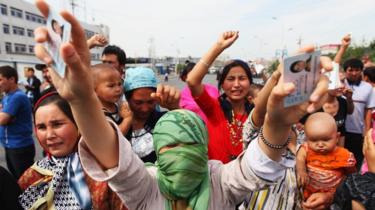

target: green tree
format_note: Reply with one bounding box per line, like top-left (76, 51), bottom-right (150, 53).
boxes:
top-left (266, 59), bottom-right (280, 75)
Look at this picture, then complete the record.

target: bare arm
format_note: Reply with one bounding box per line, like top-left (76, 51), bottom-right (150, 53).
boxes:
top-left (186, 31), bottom-right (238, 97)
top-left (0, 112), bottom-right (11, 125)
top-left (363, 129), bottom-right (375, 173)
top-left (343, 87), bottom-right (355, 114)
top-left (251, 69), bottom-right (281, 128)
top-left (334, 34), bottom-right (351, 64)
top-left (296, 146), bottom-right (309, 187)
top-left (365, 108), bottom-right (372, 133)
top-left (34, 0), bottom-right (118, 169)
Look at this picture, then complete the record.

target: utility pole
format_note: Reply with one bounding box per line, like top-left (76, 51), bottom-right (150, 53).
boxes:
top-left (297, 35), bottom-right (303, 48)
top-left (70, 0), bottom-right (78, 16)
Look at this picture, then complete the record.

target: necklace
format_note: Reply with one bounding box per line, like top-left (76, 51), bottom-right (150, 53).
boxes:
top-left (227, 110), bottom-right (246, 147)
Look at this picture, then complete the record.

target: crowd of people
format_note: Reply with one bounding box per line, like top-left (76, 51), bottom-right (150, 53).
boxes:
top-left (0, 0), bottom-right (375, 209)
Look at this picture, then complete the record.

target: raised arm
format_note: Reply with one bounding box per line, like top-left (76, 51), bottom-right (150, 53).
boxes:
top-left (334, 34), bottom-right (351, 64)
top-left (260, 46), bottom-right (331, 161)
top-left (251, 69), bottom-right (281, 128)
top-left (34, 0), bottom-right (118, 169)
top-left (186, 31), bottom-right (238, 97)
top-left (87, 34), bottom-right (108, 49)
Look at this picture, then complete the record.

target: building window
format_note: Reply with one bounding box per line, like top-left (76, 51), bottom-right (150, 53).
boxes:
top-left (14, 43), bottom-right (26, 53)
top-left (10, 7), bottom-right (23, 18)
top-left (12, 26), bottom-right (25, 36)
top-left (28, 45), bottom-right (34, 53)
top-left (25, 12), bottom-right (45, 25)
top-left (27, 29), bottom-right (34, 37)
top-left (5, 42), bottom-right (12, 53)
top-left (3, 24), bottom-right (10, 34)
top-left (0, 4), bottom-right (7, 15)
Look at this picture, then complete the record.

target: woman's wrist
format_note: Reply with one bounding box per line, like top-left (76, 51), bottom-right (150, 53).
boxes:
top-left (260, 126), bottom-right (291, 149)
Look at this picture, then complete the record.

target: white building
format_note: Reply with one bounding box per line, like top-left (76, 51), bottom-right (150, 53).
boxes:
top-left (0, 0), bottom-right (109, 81)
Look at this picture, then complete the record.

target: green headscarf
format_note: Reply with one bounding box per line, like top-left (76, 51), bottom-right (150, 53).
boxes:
top-left (152, 109), bottom-right (210, 210)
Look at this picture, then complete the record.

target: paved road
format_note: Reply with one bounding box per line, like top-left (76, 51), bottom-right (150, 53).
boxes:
top-left (0, 73), bottom-right (219, 170)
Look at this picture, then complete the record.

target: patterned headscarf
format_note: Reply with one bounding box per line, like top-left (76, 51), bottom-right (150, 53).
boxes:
top-left (152, 110), bottom-right (210, 210)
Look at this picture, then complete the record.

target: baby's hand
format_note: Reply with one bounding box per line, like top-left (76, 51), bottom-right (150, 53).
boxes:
top-left (297, 171), bottom-right (309, 188)
top-left (119, 102), bottom-right (133, 122)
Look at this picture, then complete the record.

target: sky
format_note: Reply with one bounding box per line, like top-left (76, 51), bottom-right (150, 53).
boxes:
top-left (27, 0), bottom-right (375, 60)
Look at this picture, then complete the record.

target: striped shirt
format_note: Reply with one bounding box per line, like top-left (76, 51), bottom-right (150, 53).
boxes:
top-left (240, 110), bottom-right (303, 210)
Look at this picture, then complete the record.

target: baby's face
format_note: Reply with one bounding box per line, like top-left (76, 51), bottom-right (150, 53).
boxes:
top-left (307, 131), bottom-right (337, 154)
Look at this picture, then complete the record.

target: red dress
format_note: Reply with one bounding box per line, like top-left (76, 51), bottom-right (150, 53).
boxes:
top-left (195, 89), bottom-right (246, 163)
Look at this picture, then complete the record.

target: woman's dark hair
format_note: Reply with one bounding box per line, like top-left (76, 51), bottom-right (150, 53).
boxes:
top-left (180, 62), bottom-right (196, 81)
top-left (217, 59), bottom-right (253, 90)
top-left (34, 92), bottom-right (76, 126)
top-left (51, 19), bottom-right (63, 35)
top-left (217, 60), bottom-right (254, 122)
top-left (124, 87), bottom-right (157, 101)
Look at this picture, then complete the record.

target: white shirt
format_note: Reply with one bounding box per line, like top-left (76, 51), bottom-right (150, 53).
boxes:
top-left (345, 80), bottom-right (375, 134)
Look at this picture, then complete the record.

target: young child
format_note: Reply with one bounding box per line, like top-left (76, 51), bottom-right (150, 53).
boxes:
top-left (18, 92), bottom-right (127, 210)
top-left (92, 64), bottom-right (132, 135)
top-left (297, 112), bottom-right (356, 202)
top-left (247, 83), bottom-right (263, 105)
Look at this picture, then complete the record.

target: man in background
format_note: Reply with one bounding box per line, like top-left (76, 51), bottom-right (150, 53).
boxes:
top-left (101, 45), bottom-right (127, 78)
top-left (24, 68), bottom-right (41, 105)
top-left (0, 66), bottom-right (34, 179)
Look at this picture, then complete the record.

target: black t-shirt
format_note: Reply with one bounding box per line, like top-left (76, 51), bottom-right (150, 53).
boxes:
top-left (300, 96), bottom-right (347, 134)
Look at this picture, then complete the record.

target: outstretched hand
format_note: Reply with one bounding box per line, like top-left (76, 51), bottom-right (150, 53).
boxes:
top-left (33, 0), bottom-right (121, 169)
top-left (151, 84), bottom-right (180, 110)
top-left (266, 46), bottom-right (331, 127)
top-left (216, 31), bottom-right (239, 50)
top-left (34, 0), bottom-right (93, 103)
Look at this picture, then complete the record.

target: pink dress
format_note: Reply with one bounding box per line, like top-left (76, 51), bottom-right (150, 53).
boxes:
top-left (179, 84), bottom-right (219, 123)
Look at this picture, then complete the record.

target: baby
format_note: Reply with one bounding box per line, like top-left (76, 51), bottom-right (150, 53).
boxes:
top-left (92, 64), bottom-right (132, 135)
top-left (296, 112), bottom-right (356, 201)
